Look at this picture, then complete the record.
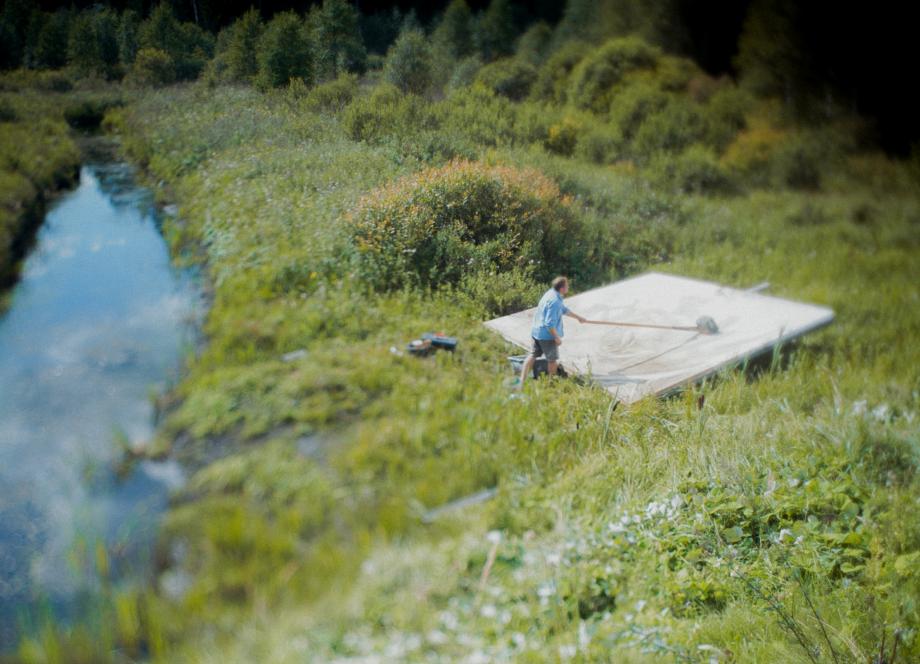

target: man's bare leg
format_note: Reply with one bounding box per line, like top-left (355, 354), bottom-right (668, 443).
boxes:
top-left (547, 360), bottom-right (558, 377)
top-left (520, 355), bottom-right (535, 385)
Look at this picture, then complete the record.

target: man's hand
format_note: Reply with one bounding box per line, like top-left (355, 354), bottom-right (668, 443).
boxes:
top-left (577, 314), bottom-right (587, 324)
top-left (554, 336), bottom-right (563, 346)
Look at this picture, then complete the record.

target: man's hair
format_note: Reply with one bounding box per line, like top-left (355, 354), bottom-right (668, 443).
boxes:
top-left (552, 276), bottom-right (568, 291)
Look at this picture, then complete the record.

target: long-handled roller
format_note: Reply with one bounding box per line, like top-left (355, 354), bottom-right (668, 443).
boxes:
top-left (583, 315), bottom-right (720, 335)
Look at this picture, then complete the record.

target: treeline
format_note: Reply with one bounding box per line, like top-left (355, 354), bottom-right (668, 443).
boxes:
top-left (1, 0), bottom-right (917, 151)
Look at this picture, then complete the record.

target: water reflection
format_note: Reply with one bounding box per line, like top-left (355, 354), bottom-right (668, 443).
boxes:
top-left (0, 163), bottom-right (201, 648)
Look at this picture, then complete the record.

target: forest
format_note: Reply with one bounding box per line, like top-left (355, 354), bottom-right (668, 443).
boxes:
top-left (0, 0), bottom-right (918, 662)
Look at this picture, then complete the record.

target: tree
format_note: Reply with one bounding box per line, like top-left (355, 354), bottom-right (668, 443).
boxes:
top-left (383, 28), bottom-right (432, 95)
top-left (552, 0), bottom-right (685, 52)
top-left (139, 3), bottom-right (213, 80)
top-left (224, 8), bottom-right (263, 82)
top-left (312, 0), bottom-right (366, 81)
top-left (0, 0), bottom-right (34, 68)
top-left (476, 0), bottom-right (517, 62)
top-left (359, 8), bottom-right (402, 55)
top-left (118, 9), bottom-right (140, 67)
top-left (257, 11), bottom-right (312, 89)
top-left (734, 0), bottom-right (812, 110)
top-left (432, 0), bottom-right (474, 61)
top-left (67, 9), bottom-right (119, 77)
top-left (516, 20), bottom-right (552, 65)
top-left (127, 47), bottom-right (175, 86)
top-left (35, 10), bottom-right (71, 69)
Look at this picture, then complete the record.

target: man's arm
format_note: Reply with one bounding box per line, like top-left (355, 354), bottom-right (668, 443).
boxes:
top-left (565, 310), bottom-right (587, 323)
top-left (548, 327), bottom-right (562, 345)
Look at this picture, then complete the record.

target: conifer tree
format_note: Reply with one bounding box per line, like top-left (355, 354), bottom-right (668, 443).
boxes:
top-left (476, 0), bottom-right (516, 62)
top-left (432, 0), bottom-right (474, 61)
top-left (257, 11), bottom-right (312, 89)
top-left (225, 8), bottom-right (263, 82)
top-left (383, 27), bottom-right (432, 95)
top-left (312, 0), bottom-right (366, 81)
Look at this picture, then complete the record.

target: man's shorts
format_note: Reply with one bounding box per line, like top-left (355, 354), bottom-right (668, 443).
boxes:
top-left (530, 337), bottom-right (559, 362)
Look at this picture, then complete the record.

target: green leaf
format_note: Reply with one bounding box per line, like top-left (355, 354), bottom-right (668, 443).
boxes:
top-left (723, 526), bottom-right (744, 544)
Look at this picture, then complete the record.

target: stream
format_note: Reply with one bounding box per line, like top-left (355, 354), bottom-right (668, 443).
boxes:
top-left (0, 150), bottom-right (202, 649)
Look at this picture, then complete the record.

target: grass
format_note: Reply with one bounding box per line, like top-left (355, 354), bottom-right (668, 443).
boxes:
top-left (9, 66), bottom-right (920, 663)
top-left (0, 70), bottom-right (124, 296)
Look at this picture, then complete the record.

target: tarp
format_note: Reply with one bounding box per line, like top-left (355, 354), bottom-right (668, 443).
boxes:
top-left (484, 272), bottom-right (834, 403)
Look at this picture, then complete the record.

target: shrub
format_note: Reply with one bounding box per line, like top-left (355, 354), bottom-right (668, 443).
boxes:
top-left (576, 125), bottom-right (622, 164)
top-left (545, 117), bottom-right (581, 156)
top-left (63, 97), bottom-right (123, 129)
top-left (383, 28), bottom-right (432, 95)
top-left (648, 145), bottom-right (736, 195)
top-left (703, 85), bottom-right (754, 152)
top-left (476, 0), bottom-right (516, 62)
top-left (459, 267), bottom-right (543, 316)
top-left (347, 160), bottom-right (583, 289)
top-left (567, 36), bottom-right (660, 112)
top-left (342, 84), bottom-right (436, 143)
top-left (126, 48), bottom-right (175, 87)
top-left (473, 57), bottom-right (537, 101)
top-left (516, 21), bottom-right (552, 65)
top-left (631, 96), bottom-right (705, 158)
top-left (436, 85), bottom-right (516, 147)
top-left (608, 81), bottom-right (670, 142)
top-left (302, 73), bottom-right (358, 112)
top-left (530, 41), bottom-right (588, 104)
top-left (447, 55), bottom-right (482, 90)
top-left (771, 132), bottom-right (826, 190)
top-left (257, 12), bottom-right (312, 89)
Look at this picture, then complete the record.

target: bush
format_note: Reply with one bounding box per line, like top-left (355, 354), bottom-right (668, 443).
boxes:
top-left (609, 81), bottom-right (670, 142)
top-left (703, 85), bottom-right (754, 152)
top-left (771, 132), bottom-right (826, 190)
top-left (126, 48), bottom-right (175, 87)
top-left (347, 160), bottom-right (583, 289)
top-left (567, 36), bottom-right (660, 112)
top-left (473, 57), bottom-right (537, 101)
top-left (257, 12), bottom-right (312, 89)
top-left (383, 28), bottom-right (432, 95)
top-left (648, 145), bottom-right (736, 195)
top-left (516, 21), bottom-right (552, 65)
top-left (459, 267), bottom-right (543, 316)
top-left (576, 125), bottom-right (622, 164)
top-left (631, 96), bottom-right (705, 158)
top-left (302, 73), bottom-right (358, 112)
top-left (530, 41), bottom-right (588, 104)
top-left (447, 55), bottom-right (482, 90)
top-left (436, 85), bottom-right (516, 147)
top-left (342, 84), bottom-right (436, 143)
top-left (545, 116), bottom-right (581, 156)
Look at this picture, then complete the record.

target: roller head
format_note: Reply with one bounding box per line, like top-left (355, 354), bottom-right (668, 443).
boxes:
top-left (696, 315), bottom-right (719, 334)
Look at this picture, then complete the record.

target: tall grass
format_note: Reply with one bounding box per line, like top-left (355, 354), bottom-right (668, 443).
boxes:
top-left (14, 73), bottom-right (920, 663)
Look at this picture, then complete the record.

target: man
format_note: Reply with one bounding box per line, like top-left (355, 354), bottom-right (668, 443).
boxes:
top-left (519, 276), bottom-right (586, 385)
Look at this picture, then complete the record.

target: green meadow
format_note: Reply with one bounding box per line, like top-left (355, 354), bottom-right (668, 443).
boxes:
top-left (1, 1), bottom-right (918, 662)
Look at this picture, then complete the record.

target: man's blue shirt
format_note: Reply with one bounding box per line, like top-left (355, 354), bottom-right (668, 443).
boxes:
top-left (532, 288), bottom-right (569, 340)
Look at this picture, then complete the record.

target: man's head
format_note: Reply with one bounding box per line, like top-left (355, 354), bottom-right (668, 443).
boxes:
top-left (552, 276), bottom-right (569, 295)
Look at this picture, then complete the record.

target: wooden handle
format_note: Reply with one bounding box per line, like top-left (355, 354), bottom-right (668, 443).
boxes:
top-left (584, 320), bottom-right (698, 332)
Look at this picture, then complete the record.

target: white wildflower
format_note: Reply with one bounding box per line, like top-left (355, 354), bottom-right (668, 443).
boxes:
top-left (481, 604), bottom-right (497, 619)
top-left (559, 644), bottom-right (577, 659)
top-left (486, 530), bottom-right (502, 544)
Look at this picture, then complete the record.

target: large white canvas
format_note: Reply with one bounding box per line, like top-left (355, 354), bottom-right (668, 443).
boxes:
top-left (484, 272), bottom-right (835, 403)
